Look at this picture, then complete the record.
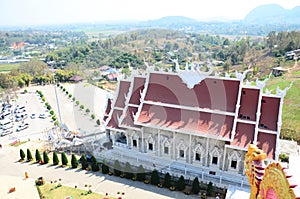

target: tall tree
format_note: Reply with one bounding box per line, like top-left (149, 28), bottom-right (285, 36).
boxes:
top-left (53, 151), bottom-right (59, 165)
top-left (61, 152), bottom-right (68, 166)
top-left (124, 162), bottom-right (134, 179)
top-left (101, 161), bottom-right (109, 174)
top-left (163, 172), bottom-right (172, 188)
top-left (91, 156), bottom-right (99, 172)
top-left (35, 149), bottom-right (41, 163)
top-left (71, 154), bottom-right (79, 168)
top-left (26, 148), bottom-right (33, 161)
top-left (80, 154), bottom-right (88, 170)
top-left (113, 160), bottom-right (122, 176)
top-left (43, 151), bottom-right (49, 164)
top-left (176, 175), bottom-right (186, 191)
top-left (136, 165), bottom-right (146, 182)
top-left (150, 169), bottom-right (160, 185)
top-left (20, 149), bottom-right (25, 160)
top-left (191, 177), bottom-right (200, 194)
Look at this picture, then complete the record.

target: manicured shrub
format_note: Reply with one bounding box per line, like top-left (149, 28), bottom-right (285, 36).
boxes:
top-left (80, 154), bottom-right (88, 170)
top-left (136, 165), bottom-right (146, 182)
top-left (150, 169), bottom-right (160, 185)
top-left (72, 97), bottom-right (75, 101)
top-left (163, 172), bottom-right (172, 188)
top-left (76, 101), bottom-right (79, 106)
top-left (176, 175), bottom-right (186, 191)
top-left (49, 110), bottom-right (54, 115)
top-left (125, 162), bottom-right (134, 179)
top-left (27, 148), bottom-right (33, 161)
top-left (71, 154), bottom-right (79, 168)
top-left (43, 151), bottom-right (49, 164)
top-left (191, 177), bottom-right (200, 194)
top-left (207, 181), bottom-right (214, 196)
top-left (96, 119), bottom-right (101, 125)
top-left (53, 151), bottom-right (59, 165)
top-left (91, 114), bottom-right (95, 120)
top-left (61, 152), bottom-right (68, 166)
top-left (85, 108), bottom-right (90, 114)
top-left (113, 160), bottom-right (122, 176)
top-left (80, 105), bottom-right (84, 110)
top-left (20, 149), bottom-right (25, 160)
top-left (68, 94), bottom-right (72, 98)
top-left (102, 162), bottom-right (109, 174)
top-left (35, 149), bottom-right (42, 163)
top-left (91, 156), bottom-right (99, 172)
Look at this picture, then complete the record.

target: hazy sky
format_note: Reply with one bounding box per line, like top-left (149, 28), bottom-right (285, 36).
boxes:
top-left (1, 0), bottom-right (300, 26)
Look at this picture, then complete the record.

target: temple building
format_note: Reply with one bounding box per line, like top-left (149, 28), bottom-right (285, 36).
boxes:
top-left (102, 60), bottom-right (289, 188)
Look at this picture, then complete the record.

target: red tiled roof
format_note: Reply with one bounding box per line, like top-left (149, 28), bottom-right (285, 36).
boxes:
top-left (137, 104), bottom-right (233, 138)
top-left (69, 75), bottom-right (83, 81)
top-left (129, 77), bottom-right (145, 105)
top-left (105, 98), bottom-right (112, 115)
top-left (107, 109), bottom-right (123, 130)
top-left (144, 73), bottom-right (239, 112)
top-left (115, 81), bottom-right (131, 108)
top-left (231, 123), bottom-right (255, 148)
top-left (238, 88), bottom-right (259, 121)
top-left (259, 97), bottom-right (280, 131)
top-left (257, 132), bottom-right (276, 159)
top-left (120, 106), bottom-right (140, 129)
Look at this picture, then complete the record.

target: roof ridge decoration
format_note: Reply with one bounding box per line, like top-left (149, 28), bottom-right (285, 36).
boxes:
top-left (171, 55), bottom-right (214, 89)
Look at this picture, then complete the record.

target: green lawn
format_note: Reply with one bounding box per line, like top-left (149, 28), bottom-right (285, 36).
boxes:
top-left (0, 63), bottom-right (20, 72)
top-left (38, 183), bottom-right (115, 199)
top-left (265, 75), bottom-right (300, 142)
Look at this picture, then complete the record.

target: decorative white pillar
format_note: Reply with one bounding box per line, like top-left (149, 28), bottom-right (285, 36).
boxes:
top-left (254, 88), bottom-right (263, 144)
top-left (173, 131), bottom-right (176, 160)
top-left (222, 146), bottom-right (227, 171)
top-left (141, 128), bottom-right (144, 153)
top-left (206, 137), bottom-right (209, 166)
top-left (189, 134), bottom-right (192, 163)
top-left (158, 129), bottom-right (161, 156)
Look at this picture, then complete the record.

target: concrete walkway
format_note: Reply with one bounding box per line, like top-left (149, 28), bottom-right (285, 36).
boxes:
top-left (0, 143), bottom-right (201, 199)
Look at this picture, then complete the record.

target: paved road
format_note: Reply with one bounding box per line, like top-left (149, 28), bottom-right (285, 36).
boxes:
top-left (0, 143), bottom-right (201, 199)
top-left (27, 82), bottom-right (107, 134)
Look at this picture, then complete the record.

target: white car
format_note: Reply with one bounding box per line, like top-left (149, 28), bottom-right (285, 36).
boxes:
top-left (1, 129), bottom-right (13, 136)
top-left (16, 123), bottom-right (29, 132)
top-left (39, 114), bottom-right (47, 119)
top-left (15, 114), bottom-right (28, 122)
top-left (30, 114), bottom-right (36, 119)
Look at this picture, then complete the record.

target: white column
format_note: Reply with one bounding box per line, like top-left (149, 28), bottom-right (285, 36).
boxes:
top-left (189, 134), bottom-right (192, 163)
top-left (206, 137), bottom-right (209, 166)
top-left (141, 128), bottom-right (144, 153)
top-left (275, 96), bottom-right (284, 161)
top-left (173, 131), bottom-right (176, 160)
top-left (158, 129), bottom-right (161, 156)
top-left (254, 87), bottom-right (263, 144)
top-left (231, 79), bottom-right (243, 140)
top-left (222, 146), bottom-right (227, 171)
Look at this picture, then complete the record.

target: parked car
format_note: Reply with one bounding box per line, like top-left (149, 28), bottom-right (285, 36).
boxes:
top-left (15, 114), bottom-right (28, 122)
top-left (16, 123), bottom-right (29, 132)
top-left (39, 114), bottom-right (47, 119)
top-left (30, 114), bottom-right (36, 119)
top-left (1, 128), bottom-right (13, 136)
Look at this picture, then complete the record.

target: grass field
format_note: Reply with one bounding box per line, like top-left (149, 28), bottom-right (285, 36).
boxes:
top-left (0, 63), bottom-right (20, 72)
top-left (265, 72), bottom-right (300, 143)
top-left (38, 183), bottom-right (115, 199)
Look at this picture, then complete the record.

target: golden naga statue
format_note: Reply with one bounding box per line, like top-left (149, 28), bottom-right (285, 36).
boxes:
top-left (245, 144), bottom-right (300, 199)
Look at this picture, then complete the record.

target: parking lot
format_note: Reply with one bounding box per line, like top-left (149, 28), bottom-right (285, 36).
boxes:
top-left (0, 91), bottom-right (55, 144)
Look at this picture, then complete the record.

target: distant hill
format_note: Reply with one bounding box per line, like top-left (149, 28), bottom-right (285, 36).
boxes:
top-left (244, 4), bottom-right (300, 24)
top-left (139, 16), bottom-right (198, 28)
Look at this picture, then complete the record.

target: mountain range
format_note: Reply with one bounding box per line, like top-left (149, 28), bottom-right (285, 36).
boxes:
top-left (244, 4), bottom-right (300, 24)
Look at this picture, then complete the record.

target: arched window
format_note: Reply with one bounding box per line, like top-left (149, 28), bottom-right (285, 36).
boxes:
top-left (228, 151), bottom-right (241, 170)
top-left (162, 138), bottom-right (170, 155)
top-left (210, 146), bottom-right (222, 167)
top-left (147, 136), bottom-right (155, 152)
top-left (131, 133), bottom-right (139, 148)
top-left (193, 144), bottom-right (204, 163)
top-left (176, 140), bottom-right (187, 159)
